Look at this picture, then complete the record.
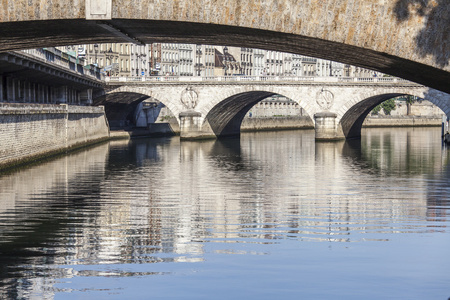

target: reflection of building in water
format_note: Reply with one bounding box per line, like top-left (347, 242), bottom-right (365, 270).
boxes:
top-left (173, 131), bottom-right (433, 242)
top-left (1, 129), bottom-right (447, 298)
top-left (425, 151), bottom-right (450, 225)
top-left (0, 144), bottom-right (110, 299)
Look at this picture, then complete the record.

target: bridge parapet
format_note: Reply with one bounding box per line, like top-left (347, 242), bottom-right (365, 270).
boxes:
top-left (105, 76), bottom-right (417, 86)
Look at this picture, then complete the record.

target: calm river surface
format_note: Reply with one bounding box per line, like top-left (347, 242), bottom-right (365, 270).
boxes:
top-left (0, 128), bottom-right (449, 299)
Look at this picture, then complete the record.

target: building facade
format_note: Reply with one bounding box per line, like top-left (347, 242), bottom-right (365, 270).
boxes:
top-left (82, 42), bottom-right (380, 79)
top-left (214, 47), bottom-right (241, 76)
top-left (253, 49), bottom-right (266, 76)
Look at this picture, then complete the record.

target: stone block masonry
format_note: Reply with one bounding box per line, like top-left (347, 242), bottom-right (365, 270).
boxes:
top-left (241, 116), bottom-right (314, 132)
top-left (0, 104), bottom-right (110, 170)
top-left (1, 1), bottom-right (449, 93)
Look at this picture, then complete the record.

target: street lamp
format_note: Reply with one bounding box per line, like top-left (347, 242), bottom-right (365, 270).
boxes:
top-left (223, 55), bottom-right (228, 76)
top-left (104, 48), bottom-right (115, 76)
top-left (196, 45), bottom-right (202, 76)
top-left (94, 44), bottom-right (99, 66)
top-left (136, 53), bottom-right (146, 76)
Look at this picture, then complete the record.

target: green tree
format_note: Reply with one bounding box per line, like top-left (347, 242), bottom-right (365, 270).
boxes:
top-left (405, 95), bottom-right (416, 116)
top-left (381, 98), bottom-right (396, 115)
top-left (371, 98), bottom-right (397, 115)
top-left (371, 104), bottom-right (382, 115)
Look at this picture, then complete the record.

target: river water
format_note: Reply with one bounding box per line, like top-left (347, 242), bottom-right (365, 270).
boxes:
top-left (0, 128), bottom-right (449, 299)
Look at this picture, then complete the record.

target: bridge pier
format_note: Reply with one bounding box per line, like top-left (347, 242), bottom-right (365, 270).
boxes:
top-left (179, 110), bottom-right (216, 140)
top-left (80, 89), bottom-right (93, 105)
top-left (314, 112), bottom-right (345, 141)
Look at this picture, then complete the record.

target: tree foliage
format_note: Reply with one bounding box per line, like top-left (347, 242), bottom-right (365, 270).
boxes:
top-left (371, 98), bottom-right (397, 116)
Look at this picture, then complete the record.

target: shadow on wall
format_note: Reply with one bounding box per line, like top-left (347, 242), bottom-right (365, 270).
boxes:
top-left (394, 0), bottom-right (450, 68)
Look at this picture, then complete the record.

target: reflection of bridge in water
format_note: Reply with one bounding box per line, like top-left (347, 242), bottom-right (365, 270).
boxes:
top-left (103, 76), bottom-right (450, 140)
top-left (1, 128), bottom-right (448, 298)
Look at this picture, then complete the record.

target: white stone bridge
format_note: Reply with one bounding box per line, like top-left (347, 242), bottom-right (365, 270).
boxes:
top-left (104, 76), bottom-right (450, 140)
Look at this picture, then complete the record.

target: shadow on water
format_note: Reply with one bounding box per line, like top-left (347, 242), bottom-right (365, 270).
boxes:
top-left (0, 174), bottom-right (105, 298)
top-left (425, 146), bottom-right (450, 217)
top-left (0, 130), bottom-right (449, 298)
top-left (107, 136), bottom-right (176, 171)
top-left (208, 137), bottom-right (248, 172)
top-left (394, 0), bottom-right (450, 67)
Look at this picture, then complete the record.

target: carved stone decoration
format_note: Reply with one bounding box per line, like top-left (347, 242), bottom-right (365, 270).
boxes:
top-left (316, 89), bottom-right (334, 110)
top-left (85, 0), bottom-right (112, 20)
top-left (181, 86), bottom-right (199, 109)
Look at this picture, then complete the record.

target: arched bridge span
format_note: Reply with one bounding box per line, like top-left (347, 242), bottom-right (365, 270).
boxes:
top-left (105, 78), bottom-right (450, 140)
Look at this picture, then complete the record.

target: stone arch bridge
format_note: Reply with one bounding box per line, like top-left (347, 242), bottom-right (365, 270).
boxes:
top-left (105, 77), bottom-right (450, 140)
top-left (0, 0), bottom-right (449, 94)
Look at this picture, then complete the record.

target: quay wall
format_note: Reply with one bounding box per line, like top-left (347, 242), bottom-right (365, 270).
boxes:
top-left (0, 104), bottom-right (110, 170)
top-left (362, 116), bottom-right (443, 128)
top-left (123, 115), bottom-right (442, 138)
top-left (241, 115), bottom-right (442, 132)
top-left (241, 116), bottom-right (314, 132)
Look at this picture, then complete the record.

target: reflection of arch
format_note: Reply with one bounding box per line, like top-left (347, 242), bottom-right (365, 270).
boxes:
top-left (339, 88), bottom-right (450, 139)
top-left (205, 91), bottom-right (312, 137)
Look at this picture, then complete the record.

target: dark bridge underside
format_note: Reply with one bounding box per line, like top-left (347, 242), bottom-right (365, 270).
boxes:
top-left (94, 92), bottom-right (149, 128)
top-left (340, 93), bottom-right (404, 139)
top-left (206, 91), bottom-right (276, 137)
top-left (1, 19), bottom-right (449, 94)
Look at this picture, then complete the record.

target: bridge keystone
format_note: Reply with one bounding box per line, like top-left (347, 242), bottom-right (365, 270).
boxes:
top-left (86, 0), bottom-right (112, 20)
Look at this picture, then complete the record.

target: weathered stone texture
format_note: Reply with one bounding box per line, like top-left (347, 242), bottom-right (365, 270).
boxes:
top-left (0, 0), bottom-right (448, 92)
top-left (241, 116), bottom-right (314, 132)
top-left (0, 1), bottom-right (447, 67)
top-left (0, 0), bottom-right (84, 22)
top-left (0, 104), bottom-right (109, 168)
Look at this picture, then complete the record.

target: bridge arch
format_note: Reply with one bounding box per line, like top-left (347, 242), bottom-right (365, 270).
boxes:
top-left (200, 85), bottom-right (315, 137)
top-left (100, 87), bottom-right (184, 128)
top-left (199, 85), bottom-right (316, 119)
top-left (105, 85), bottom-right (187, 125)
top-left (338, 88), bottom-right (450, 139)
top-left (205, 91), bottom-right (276, 136)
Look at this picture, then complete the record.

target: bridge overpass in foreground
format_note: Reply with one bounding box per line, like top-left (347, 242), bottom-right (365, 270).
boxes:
top-left (0, 0), bottom-right (449, 94)
top-left (104, 75), bottom-right (450, 140)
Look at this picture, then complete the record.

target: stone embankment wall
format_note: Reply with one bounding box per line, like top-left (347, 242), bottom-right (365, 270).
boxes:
top-left (0, 104), bottom-right (110, 170)
top-left (363, 116), bottom-right (442, 127)
top-left (241, 116), bottom-right (314, 132)
top-left (372, 100), bottom-right (444, 117)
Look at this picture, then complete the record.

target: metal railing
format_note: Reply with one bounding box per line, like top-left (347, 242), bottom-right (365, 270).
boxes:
top-left (19, 49), bottom-right (103, 81)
